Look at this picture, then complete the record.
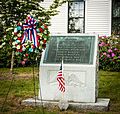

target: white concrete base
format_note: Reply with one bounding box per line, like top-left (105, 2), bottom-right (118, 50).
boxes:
top-left (22, 98), bottom-right (110, 111)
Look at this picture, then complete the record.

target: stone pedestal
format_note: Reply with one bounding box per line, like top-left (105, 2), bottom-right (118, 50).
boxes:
top-left (39, 64), bottom-right (98, 103)
top-left (22, 98), bottom-right (110, 111)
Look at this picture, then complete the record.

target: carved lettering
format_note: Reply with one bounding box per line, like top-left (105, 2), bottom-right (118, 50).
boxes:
top-left (43, 36), bottom-right (95, 64)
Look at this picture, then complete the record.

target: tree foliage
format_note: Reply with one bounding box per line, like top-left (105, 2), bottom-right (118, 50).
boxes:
top-left (0, 0), bottom-right (68, 68)
top-left (0, 0), bottom-right (68, 28)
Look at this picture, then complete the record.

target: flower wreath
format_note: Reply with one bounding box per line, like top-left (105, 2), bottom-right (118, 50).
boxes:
top-left (12, 15), bottom-right (50, 61)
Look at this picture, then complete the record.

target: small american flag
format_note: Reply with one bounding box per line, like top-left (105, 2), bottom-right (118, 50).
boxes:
top-left (57, 60), bottom-right (65, 93)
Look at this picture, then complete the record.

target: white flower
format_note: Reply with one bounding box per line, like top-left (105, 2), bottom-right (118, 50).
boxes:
top-left (16, 45), bottom-right (20, 49)
top-left (14, 37), bottom-right (17, 40)
top-left (22, 46), bottom-right (26, 51)
top-left (27, 14), bottom-right (31, 17)
top-left (13, 20), bottom-right (16, 24)
top-left (14, 28), bottom-right (17, 33)
top-left (17, 33), bottom-right (21, 37)
top-left (39, 33), bottom-right (43, 37)
top-left (27, 40), bottom-right (32, 44)
top-left (2, 42), bottom-right (6, 46)
top-left (35, 50), bottom-right (39, 53)
top-left (12, 45), bottom-right (16, 48)
top-left (39, 46), bottom-right (42, 49)
top-left (40, 41), bottom-right (43, 44)
top-left (6, 27), bottom-right (13, 32)
top-left (15, 52), bottom-right (19, 55)
top-left (44, 30), bottom-right (47, 34)
top-left (115, 42), bottom-right (118, 44)
top-left (12, 42), bottom-right (16, 46)
top-left (0, 45), bottom-right (3, 48)
top-left (24, 42), bottom-right (27, 46)
top-left (26, 45), bottom-right (29, 48)
top-left (19, 22), bottom-right (22, 26)
top-left (3, 35), bottom-right (6, 38)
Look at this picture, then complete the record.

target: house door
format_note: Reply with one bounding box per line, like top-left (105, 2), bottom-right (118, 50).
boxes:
top-left (112, 0), bottom-right (120, 35)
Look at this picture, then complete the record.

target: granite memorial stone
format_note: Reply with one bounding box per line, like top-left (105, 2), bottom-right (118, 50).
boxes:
top-left (39, 34), bottom-right (98, 103)
top-left (22, 34), bottom-right (110, 111)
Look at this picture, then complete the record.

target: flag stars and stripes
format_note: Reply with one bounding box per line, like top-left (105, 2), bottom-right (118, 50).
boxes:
top-left (57, 63), bottom-right (65, 93)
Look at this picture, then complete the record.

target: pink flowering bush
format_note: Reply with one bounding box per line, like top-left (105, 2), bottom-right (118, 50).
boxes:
top-left (99, 35), bottom-right (120, 71)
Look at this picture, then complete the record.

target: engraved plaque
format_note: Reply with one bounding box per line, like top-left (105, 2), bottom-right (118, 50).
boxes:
top-left (48, 70), bottom-right (86, 87)
top-left (43, 35), bottom-right (95, 64)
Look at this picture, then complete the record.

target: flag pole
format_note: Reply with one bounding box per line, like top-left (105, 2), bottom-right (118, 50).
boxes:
top-left (62, 57), bottom-right (64, 100)
top-left (58, 57), bottom-right (69, 110)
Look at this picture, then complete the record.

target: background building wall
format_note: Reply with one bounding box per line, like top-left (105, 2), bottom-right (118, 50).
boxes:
top-left (85, 0), bottom-right (111, 36)
top-left (40, 0), bottom-right (111, 36)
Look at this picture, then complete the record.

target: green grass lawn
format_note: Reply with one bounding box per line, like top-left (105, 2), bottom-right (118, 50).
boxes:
top-left (0, 67), bottom-right (120, 114)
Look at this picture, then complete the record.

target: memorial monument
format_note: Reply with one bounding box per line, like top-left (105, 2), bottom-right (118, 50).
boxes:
top-left (23, 34), bottom-right (110, 111)
top-left (39, 34), bottom-right (98, 103)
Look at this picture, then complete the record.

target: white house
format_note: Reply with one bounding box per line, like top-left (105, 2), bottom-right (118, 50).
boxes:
top-left (40, 0), bottom-right (120, 36)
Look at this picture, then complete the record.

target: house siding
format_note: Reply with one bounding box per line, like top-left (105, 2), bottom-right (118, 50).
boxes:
top-left (40, 0), bottom-right (111, 36)
top-left (40, 0), bottom-right (68, 34)
top-left (49, 3), bottom-right (68, 34)
top-left (85, 0), bottom-right (111, 36)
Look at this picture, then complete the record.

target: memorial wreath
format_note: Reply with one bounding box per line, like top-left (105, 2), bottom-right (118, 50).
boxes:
top-left (12, 15), bottom-right (50, 62)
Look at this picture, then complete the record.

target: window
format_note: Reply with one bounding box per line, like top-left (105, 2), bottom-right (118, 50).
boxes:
top-left (112, 0), bottom-right (120, 35)
top-left (68, 0), bottom-right (85, 33)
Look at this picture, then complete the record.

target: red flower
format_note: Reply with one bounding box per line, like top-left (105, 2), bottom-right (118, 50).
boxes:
top-left (31, 44), bottom-right (35, 48)
top-left (37, 35), bottom-right (40, 39)
top-left (19, 48), bottom-right (22, 52)
top-left (17, 37), bottom-right (21, 42)
top-left (17, 22), bottom-right (20, 26)
top-left (44, 24), bottom-right (48, 29)
top-left (21, 61), bottom-right (25, 65)
top-left (39, 28), bottom-right (44, 33)
top-left (42, 44), bottom-right (46, 49)
top-left (25, 54), bottom-right (29, 57)
top-left (37, 42), bottom-right (40, 46)
top-left (24, 58), bottom-right (28, 62)
top-left (17, 37), bottom-right (21, 40)
top-left (17, 45), bottom-right (23, 52)
top-left (14, 32), bottom-right (17, 36)
top-left (43, 40), bottom-right (47, 44)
